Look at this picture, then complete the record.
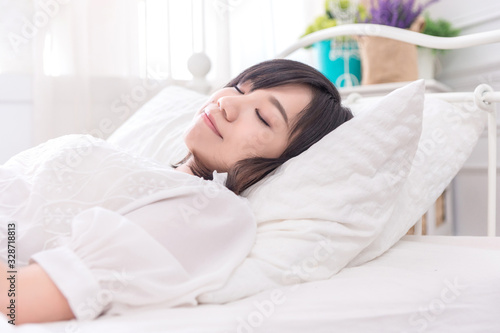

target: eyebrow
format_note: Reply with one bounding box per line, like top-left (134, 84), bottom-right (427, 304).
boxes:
top-left (268, 95), bottom-right (288, 126)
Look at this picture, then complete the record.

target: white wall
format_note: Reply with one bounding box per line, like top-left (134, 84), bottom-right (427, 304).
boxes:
top-left (430, 0), bottom-right (500, 91)
top-left (0, 0), bottom-right (35, 163)
top-left (0, 74), bottom-right (33, 163)
top-left (427, 0), bottom-right (500, 235)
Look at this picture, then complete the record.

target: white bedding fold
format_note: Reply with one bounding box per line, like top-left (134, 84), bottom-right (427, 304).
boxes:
top-left (20, 237), bottom-right (500, 333)
top-left (0, 134), bottom-right (256, 321)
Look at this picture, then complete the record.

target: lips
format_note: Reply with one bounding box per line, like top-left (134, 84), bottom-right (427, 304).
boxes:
top-left (202, 110), bottom-right (223, 138)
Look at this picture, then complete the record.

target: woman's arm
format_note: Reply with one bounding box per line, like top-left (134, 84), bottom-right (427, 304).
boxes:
top-left (1, 262), bottom-right (75, 325)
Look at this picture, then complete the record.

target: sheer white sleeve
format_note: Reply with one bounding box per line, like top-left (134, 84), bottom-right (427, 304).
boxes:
top-left (30, 192), bottom-right (255, 320)
top-left (0, 134), bottom-right (256, 320)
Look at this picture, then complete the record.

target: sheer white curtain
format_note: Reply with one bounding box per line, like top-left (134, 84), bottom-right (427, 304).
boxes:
top-left (226, 0), bottom-right (321, 77)
top-left (32, 0), bottom-right (154, 144)
top-left (29, 0), bottom-right (322, 144)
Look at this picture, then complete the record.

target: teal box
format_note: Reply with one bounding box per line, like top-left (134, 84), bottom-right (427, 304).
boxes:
top-left (316, 39), bottom-right (361, 88)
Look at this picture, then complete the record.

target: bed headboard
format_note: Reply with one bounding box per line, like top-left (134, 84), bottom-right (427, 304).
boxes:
top-left (275, 24), bottom-right (500, 237)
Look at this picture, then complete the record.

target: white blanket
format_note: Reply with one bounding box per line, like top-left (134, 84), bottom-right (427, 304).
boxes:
top-left (0, 134), bottom-right (256, 321)
top-left (5, 236), bottom-right (499, 332)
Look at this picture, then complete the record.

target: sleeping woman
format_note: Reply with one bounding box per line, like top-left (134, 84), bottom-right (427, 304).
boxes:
top-left (0, 59), bottom-right (353, 325)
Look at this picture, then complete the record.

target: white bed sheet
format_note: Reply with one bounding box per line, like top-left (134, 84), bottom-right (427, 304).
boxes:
top-left (4, 235), bottom-right (499, 333)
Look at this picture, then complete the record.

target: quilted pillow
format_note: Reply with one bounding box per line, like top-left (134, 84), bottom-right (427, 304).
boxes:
top-left (347, 95), bottom-right (486, 267)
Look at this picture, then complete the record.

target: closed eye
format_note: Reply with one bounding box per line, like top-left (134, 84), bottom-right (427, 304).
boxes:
top-left (255, 109), bottom-right (270, 127)
top-left (234, 85), bottom-right (244, 94)
top-left (234, 85), bottom-right (270, 127)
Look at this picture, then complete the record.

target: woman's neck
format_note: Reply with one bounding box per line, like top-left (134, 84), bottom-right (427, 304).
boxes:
top-left (174, 163), bottom-right (194, 175)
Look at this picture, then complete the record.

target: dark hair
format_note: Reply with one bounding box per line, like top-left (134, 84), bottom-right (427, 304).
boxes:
top-left (174, 59), bottom-right (353, 195)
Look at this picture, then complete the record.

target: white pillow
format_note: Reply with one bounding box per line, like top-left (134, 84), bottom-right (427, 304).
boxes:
top-left (107, 86), bottom-right (208, 166)
top-left (107, 80), bottom-right (428, 303)
top-left (348, 95), bottom-right (487, 267)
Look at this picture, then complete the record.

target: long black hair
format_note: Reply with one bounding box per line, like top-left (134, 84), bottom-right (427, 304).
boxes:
top-left (174, 59), bottom-right (353, 195)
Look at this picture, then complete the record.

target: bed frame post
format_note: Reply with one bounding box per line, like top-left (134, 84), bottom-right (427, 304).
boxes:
top-left (414, 217), bottom-right (423, 235)
top-left (487, 105), bottom-right (497, 237)
top-left (475, 84), bottom-right (497, 236)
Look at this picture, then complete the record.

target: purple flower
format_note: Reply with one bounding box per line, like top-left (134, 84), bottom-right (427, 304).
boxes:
top-left (365, 0), bottom-right (439, 28)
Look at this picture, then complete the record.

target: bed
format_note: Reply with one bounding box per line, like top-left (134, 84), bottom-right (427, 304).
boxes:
top-left (3, 24), bottom-right (500, 333)
top-left (4, 237), bottom-right (499, 333)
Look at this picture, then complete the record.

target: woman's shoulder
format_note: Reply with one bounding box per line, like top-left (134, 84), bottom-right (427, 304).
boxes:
top-left (172, 170), bottom-right (254, 214)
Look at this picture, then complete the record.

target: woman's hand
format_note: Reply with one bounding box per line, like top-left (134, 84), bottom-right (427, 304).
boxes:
top-left (1, 262), bottom-right (75, 325)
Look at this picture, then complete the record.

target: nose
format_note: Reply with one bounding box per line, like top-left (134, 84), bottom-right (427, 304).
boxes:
top-left (217, 96), bottom-right (240, 122)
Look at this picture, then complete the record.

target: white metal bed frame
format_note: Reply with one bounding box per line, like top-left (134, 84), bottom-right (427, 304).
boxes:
top-left (276, 24), bottom-right (500, 237)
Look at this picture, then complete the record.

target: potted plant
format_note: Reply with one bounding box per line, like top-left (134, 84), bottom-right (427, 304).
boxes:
top-left (302, 0), bottom-right (366, 87)
top-left (418, 14), bottom-right (461, 79)
top-left (357, 0), bottom-right (439, 84)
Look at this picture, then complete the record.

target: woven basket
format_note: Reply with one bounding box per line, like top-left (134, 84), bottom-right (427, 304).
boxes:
top-left (357, 17), bottom-right (425, 85)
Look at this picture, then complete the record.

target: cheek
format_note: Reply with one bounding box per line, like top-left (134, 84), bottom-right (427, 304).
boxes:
top-left (234, 128), bottom-right (286, 158)
top-left (183, 117), bottom-right (204, 149)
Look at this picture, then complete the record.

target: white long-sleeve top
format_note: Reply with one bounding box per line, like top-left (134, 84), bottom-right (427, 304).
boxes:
top-left (0, 134), bottom-right (256, 320)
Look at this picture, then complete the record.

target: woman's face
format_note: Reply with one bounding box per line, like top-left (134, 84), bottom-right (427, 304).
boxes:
top-left (183, 82), bottom-right (312, 172)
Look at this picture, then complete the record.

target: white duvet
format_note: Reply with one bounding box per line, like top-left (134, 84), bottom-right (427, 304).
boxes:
top-left (0, 134), bottom-right (256, 321)
top-left (4, 236), bottom-right (500, 333)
